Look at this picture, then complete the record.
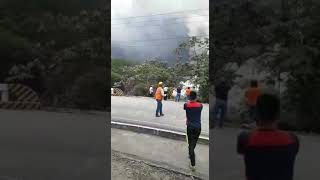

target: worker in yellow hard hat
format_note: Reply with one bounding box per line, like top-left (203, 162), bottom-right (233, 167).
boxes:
top-left (155, 81), bottom-right (165, 117)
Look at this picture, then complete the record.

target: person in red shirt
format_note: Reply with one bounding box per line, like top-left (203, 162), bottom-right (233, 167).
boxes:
top-left (184, 91), bottom-right (203, 171)
top-left (237, 93), bottom-right (299, 180)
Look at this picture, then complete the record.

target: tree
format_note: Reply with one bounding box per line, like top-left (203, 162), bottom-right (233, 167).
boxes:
top-left (175, 37), bottom-right (209, 102)
top-left (2, 6), bottom-right (109, 109)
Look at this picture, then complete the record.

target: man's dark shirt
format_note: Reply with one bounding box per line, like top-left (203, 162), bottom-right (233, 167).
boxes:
top-left (177, 87), bottom-right (181, 93)
top-left (184, 101), bottom-right (202, 129)
top-left (237, 129), bottom-right (299, 180)
top-left (215, 82), bottom-right (230, 101)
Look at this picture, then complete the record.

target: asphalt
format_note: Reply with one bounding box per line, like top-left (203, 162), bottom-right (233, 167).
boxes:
top-left (0, 109), bottom-right (109, 180)
top-left (111, 96), bottom-right (209, 137)
top-left (111, 128), bottom-right (209, 179)
top-left (1, 104), bottom-right (319, 180)
top-left (211, 128), bottom-right (320, 180)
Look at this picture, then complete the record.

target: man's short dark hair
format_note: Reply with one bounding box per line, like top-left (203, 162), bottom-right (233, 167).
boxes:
top-left (189, 91), bottom-right (197, 100)
top-left (256, 93), bottom-right (280, 123)
top-left (250, 80), bottom-right (258, 87)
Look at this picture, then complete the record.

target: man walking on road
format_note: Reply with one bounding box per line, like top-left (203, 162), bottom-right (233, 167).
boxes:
top-left (175, 86), bottom-right (182, 102)
top-left (237, 93), bottom-right (299, 180)
top-left (184, 91), bottom-right (203, 171)
top-left (155, 82), bottom-right (165, 117)
top-left (212, 79), bottom-right (231, 128)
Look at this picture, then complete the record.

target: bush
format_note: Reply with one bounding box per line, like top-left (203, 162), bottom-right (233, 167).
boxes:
top-left (69, 68), bottom-right (107, 110)
top-left (132, 83), bottom-right (147, 96)
top-left (111, 71), bottom-right (121, 86)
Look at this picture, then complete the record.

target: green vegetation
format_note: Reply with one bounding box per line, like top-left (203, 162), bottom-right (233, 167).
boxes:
top-left (111, 59), bottom-right (136, 86)
top-left (112, 37), bottom-right (209, 102)
top-left (213, 0), bottom-right (320, 132)
top-left (1, 0), bottom-right (108, 110)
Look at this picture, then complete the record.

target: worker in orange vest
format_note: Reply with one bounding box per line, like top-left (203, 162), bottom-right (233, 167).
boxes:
top-left (185, 87), bottom-right (191, 101)
top-left (155, 82), bottom-right (165, 117)
top-left (242, 79), bottom-right (261, 128)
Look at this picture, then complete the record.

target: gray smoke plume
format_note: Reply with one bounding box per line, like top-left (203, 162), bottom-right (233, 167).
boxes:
top-left (111, 0), bottom-right (209, 63)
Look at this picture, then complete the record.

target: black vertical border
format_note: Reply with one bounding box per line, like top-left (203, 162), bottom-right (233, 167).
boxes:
top-left (105, 0), bottom-right (111, 179)
top-left (209, 0), bottom-right (214, 179)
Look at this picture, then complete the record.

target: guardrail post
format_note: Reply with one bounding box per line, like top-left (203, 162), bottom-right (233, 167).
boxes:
top-left (0, 84), bottom-right (9, 102)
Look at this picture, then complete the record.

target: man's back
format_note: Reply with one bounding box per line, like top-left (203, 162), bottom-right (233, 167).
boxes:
top-left (177, 87), bottom-right (181, 93)
top-left (155, 87), bottom-right (164, 100)
top-left (184, 101), bottom-right (203, 129)
top-left (215, 82), bottom-right (230, 100)
top-left (237, 129), bottom-right (299, 180)
top-left (245, 87), bottom-right (261, 106)
top-left (186, 88), bottom-right (191, 96)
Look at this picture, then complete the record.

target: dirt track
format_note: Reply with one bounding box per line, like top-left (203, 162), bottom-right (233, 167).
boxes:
top-left (112, 151), bottom-right (198, 180)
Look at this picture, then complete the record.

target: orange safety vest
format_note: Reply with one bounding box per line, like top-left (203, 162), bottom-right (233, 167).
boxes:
top-left (186, 89), bottom-right (191, 96)
top-left (155, 87), bottom-right (163, 100)
top-left (245, 87), bottom-right (261, 106)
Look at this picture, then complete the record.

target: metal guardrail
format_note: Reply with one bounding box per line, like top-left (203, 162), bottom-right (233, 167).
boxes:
top-left (111, 88), bottom-right (124, 96)
top-left (0, 84), bottom-right (41, 110)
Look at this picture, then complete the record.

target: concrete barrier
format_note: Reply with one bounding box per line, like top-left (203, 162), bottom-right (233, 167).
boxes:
top-left (111, 121), bottom-right (209, 145)
top-left (0, 83), bottom-right (41, 110)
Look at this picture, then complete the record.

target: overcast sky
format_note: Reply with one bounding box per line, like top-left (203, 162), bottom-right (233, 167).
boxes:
top-left (111, 0), bottom-right (209, 63)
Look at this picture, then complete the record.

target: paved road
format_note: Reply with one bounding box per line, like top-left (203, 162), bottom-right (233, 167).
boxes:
top-left (111, 128), bottom-right (209, 179)
top-left (0, 110), bottom-right (108, 180)
top-left (3, 108), bottom-right (318, 180)
top-left (212, 128), bottom-right (320, 180)
top-left (111, 96), bottom-right (209, 136)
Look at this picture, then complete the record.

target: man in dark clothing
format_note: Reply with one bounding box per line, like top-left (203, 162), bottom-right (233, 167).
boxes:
top-left (184, 91), bottom-right (203, 171)
top-left (176, 86), bottom-right (182, 102)
top-left (237, 94), bottom-right (299, 180)
top-left (212, 79), bottom-right (231, 128)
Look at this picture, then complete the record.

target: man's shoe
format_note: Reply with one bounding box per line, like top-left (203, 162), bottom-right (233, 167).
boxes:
top-left (189, 163), bottom-right (196, 171)
top-left (156, 114), bottom-right (160, 117)
top-left (160, 114), bottom-right (164, 116)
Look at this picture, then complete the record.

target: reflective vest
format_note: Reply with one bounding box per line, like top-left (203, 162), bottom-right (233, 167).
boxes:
top-left (245, 87), bottom-right (261, 106)
top-left (186, 89), bottom-right (191, 96)
top-left (155, 87), bottom-right (163, 100)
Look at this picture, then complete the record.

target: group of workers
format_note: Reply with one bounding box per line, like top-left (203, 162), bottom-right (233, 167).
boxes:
top-left (212, 78), bottom-right (299, 180)
top-left (153, 81), bottom-right (202, 171)
top-left (149, 84), bottom-right (193, 102)
top-left (212, 78), bottom-right (278, 129)
top-left (151, 79), bottom-right (299, 180)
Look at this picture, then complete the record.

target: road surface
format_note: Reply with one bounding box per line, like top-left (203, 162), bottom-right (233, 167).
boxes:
top-left (1, 108), bottom-right (319, 180)
top-left (212, 128), bottom-right (320, 180)
top-left (0, 109), bottom-right (108, 180)
top-left (112, 129), bottom-right (208, 179)
top-left (111, 96), bottom-right (209, 136)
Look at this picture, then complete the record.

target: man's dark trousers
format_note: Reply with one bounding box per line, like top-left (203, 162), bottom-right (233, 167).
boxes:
top-left (187, 127), bottom-right (201, 166)
top-left (156, 100), bottom-right (163, 115)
